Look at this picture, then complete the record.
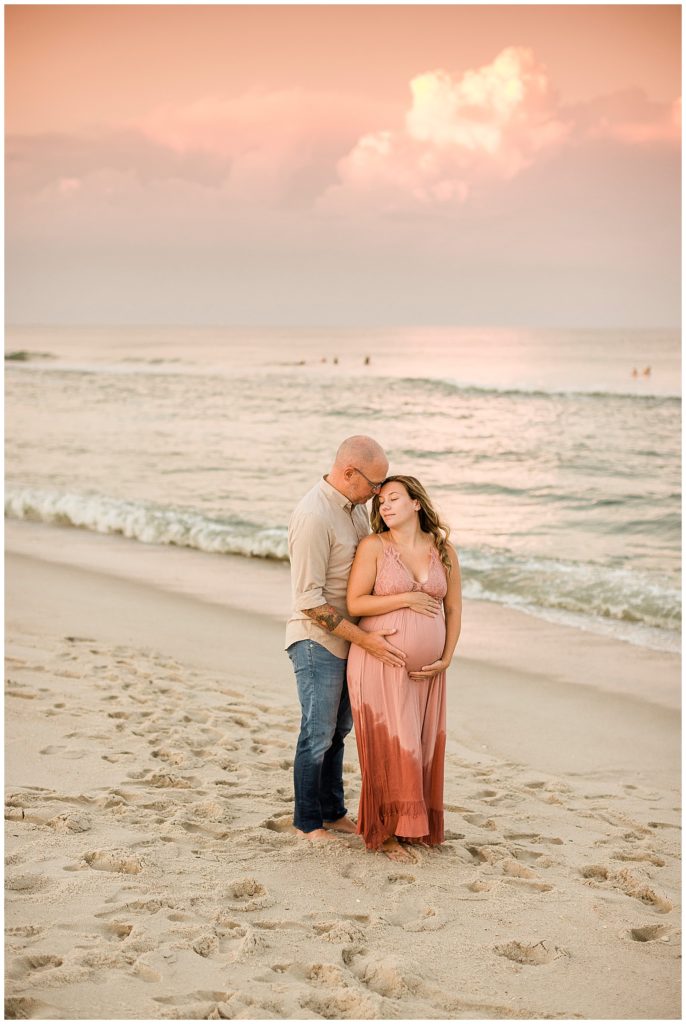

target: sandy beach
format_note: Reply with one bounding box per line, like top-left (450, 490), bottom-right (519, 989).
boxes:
top-left (4, 520), bottom-right (681, 1020)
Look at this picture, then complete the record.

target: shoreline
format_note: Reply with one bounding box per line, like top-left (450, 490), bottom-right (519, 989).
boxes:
top-left (6, 519), bottom-right (681, 714)
top-left (4, 523), bottom-right (681, 1019)
top-left (5, 510), bottom-right (680, 656)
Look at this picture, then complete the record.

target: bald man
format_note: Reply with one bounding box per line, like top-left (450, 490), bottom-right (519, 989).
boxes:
top-left (285, 436), bottom-right (406, 842)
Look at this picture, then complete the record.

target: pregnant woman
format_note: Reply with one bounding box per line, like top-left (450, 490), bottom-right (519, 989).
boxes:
top-left (346, 475), bottom-right (462, 862)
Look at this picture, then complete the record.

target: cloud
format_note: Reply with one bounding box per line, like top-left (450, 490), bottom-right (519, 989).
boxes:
top-left (317, 47), bottom-right (571, 213)
top-left (6, 89), bottom-right (400, 215)
top-left (317, 47), bottom-right (680, 215)
top-left (136, 89), bottom-right (403, 205)
top-left (5, 49), bottom-right (680, 231)
top-left (6, 129), bottom-right (231, 197)
top-left (568, 88), bottom-right (681, 146)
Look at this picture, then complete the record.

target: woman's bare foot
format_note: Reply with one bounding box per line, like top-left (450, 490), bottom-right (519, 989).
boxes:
top-left (323, 815), bottom-right (358, 834)
top-left (295, 827), bottom-right (339, 843)
top-left (379, 837), bottom-right (414, 862)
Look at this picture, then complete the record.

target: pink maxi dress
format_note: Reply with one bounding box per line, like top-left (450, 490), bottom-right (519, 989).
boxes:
top-left (347, 538), bottom-right (448, 849)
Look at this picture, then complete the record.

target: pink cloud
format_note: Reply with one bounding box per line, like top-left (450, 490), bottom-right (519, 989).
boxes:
top-left (6, 52), bottom-right (679, 224)
top-left (6, 90), bottom-right (400, 210)
top-left (134, 89), bottom-right (400, 205)
top-left (317, 47), bottom-right (679, 215)
top-left (570, 88), bottom-right (681, 146)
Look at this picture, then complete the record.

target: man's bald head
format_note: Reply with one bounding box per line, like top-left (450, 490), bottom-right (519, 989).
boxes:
top-left (333, 436), bottom-right (387, 472)
top-left (328, 436), bottom-right (389, 505)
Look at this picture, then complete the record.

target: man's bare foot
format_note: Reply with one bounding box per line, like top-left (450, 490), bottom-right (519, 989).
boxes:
top-left (295, 827), bottom-right (339, 843)
top-left (323, 815), bottom-right (358, 835)
top-left (379, 837), bottom-right (414, 863)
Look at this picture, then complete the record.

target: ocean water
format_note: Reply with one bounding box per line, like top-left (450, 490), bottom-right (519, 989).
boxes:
top-left (5, 325), bottom-right (681, 652)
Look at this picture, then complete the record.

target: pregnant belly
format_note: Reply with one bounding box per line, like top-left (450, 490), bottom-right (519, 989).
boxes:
top-left (360, 608), bottom-right (446, 674)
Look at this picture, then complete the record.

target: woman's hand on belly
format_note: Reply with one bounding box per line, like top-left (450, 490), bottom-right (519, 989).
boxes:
top-left (408, 656), bottom-right (451, 681)
top-left (406, 591), bottom-right (442, 617)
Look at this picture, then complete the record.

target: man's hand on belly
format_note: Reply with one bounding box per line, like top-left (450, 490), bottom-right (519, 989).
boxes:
top-left (304, 604), bottom-right (407, 668)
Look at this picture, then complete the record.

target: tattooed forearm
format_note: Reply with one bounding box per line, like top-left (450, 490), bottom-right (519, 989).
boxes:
top-left (305, 603), bottom-right (344, 632)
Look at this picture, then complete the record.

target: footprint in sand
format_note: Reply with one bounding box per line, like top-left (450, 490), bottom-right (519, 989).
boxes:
top-left (300, 988), bottom-right (379, 1020)
top-left (7, 954), bottom-right (63, 980)
top-left (494, 939), bottom-right (569, 965)
top-left (612, 850), bottom-right (666, 867)
top-left (261, 814), bottom-right (295, 834)
top-left (191, 933), bottom-right (220, 958)
top-left (5, 925), bottom-right (43, 938)
top-left (151, 749), bottom-right (190, 765)
top-left (443, 829), bottom-right (466, 841)
top-left (155, 989), bottom-right (281, 1020)
top-left (509, 846), bottom-right (552, 865)
top-left (505, 832), bottom-right (563, 845)
top-left (502, 877), bottom-right (554, 894)
top-left (5, 873), bottom-right (49, 893)
top-left (301, 961), bottom-right (350, 986)
top-left (467, 844), bottom-right (508, 865)
top-left (224, 929), bottom-right (264, 958)
top-left (313, 920), bottom-right (366, 944)
top-left (146, 772), bottom-right (196, 789)
top-left (82, 850), bottom-right (144, 874)
top-left (580, 864), bottom-right (673, 913)
top-left (464, 813), bottom-right (497, 829)
top-left (357, 955), bottom-right (425, 1000)
top-left (403, 906), bottom-right (447, 933)
top-left (102, 752), bottom-right (137, 764)
top-left (501, 858), bottom-right (542, 879)
top-left (629, 923), bottom-right (672, 942)
top-left (467, 879), bottom-right (493, 893)
top-left (224, 877), bottom-right (275, 912)
top-left (190, 798), bottom-right (232, 821)
top-left (96, 897), bottom-right (174, 918)
top-left (5, 996), bottom-right (56, 1019)
top-left (101, 921), bottom-right (134, 942)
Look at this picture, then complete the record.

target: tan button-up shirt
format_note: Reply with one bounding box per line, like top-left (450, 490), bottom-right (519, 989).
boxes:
top-left (285, 476), bottom-right (371, 659)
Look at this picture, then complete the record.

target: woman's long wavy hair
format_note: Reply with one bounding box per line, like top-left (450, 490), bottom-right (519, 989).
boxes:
top-left (370, 475), bottom-right (452, 575)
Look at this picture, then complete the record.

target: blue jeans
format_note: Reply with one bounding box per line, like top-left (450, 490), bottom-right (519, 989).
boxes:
top-left (287, 639), bottom-right (353, 833)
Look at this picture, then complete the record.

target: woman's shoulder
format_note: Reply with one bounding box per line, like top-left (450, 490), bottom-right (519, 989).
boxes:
top-left (357, 533), bottom-right (386, 554)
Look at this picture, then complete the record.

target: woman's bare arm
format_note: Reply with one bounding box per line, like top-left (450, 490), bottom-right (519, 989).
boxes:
top-left (440, 544), bottom-right (462, 662)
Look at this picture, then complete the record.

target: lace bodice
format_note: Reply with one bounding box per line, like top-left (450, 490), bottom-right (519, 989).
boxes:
top-left (374, 540), bottom-right (448, 600)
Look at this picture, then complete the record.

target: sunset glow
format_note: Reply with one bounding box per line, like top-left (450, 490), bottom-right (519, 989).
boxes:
top-left (5, 4), bottom-right (681, 326)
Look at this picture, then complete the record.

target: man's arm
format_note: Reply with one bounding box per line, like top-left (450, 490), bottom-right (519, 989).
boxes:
top-left (290, 510), bottom-right (405, 668)
top-left (304, 604), bottom-right (406, 668)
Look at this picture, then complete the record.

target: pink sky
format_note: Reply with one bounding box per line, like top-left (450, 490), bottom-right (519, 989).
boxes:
top-left (5, 4), bottom-right (682, 327)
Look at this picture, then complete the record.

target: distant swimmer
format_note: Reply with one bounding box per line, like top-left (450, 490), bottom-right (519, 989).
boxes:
top-left (364, 356), bottom-right (371, 365)
top-left (642, 366), bottom-right (651, 377)
top-left (333, 356), bottom-right (339, 365)
top-left (631, 367), bottom-right (639, 378)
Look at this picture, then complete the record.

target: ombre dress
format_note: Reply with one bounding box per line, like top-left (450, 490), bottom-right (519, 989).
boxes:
top-left (347, 537), bottom-right (448, 850)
